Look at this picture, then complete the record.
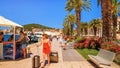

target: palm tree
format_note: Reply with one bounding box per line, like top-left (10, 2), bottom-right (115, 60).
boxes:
top-left (67, 14), bottom-right (76, 35)
top-left (112, 0), bottom-right (120, 39)
top-left (90, 19), bottom-right (101, 36)
top-left (81, 22), bottom-right (89, 36)
top-left (98, 0), bottom-right (112, 40)
top-left (63, 17), bottom-right (70, 36)
top-left (65, 0), bottom-right (91, 36)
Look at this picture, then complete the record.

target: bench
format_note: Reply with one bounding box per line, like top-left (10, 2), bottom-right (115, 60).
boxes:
top-left (88, 49), bottom-right (116, 68)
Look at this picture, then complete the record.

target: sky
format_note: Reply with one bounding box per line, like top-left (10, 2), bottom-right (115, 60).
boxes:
top-left (0, 0), bottom-right (102, 29)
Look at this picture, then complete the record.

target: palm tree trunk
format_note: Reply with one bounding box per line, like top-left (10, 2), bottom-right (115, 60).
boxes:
top-left (101, 0), bottom-right (106, 37)
top-left (67, 27), bottom-right (70, 36)
top-left (70, 24), bottom-right (74, 35)
top-left (85, 28), bottom-right (88, 35)
top-left (88, 27), bottom-right (90, 37)
top-left (107, 0), bottom-right (112, 40)
top-left (81, 28), bottom-right (83, 36)
top-left (101, 0), bottom-right (112, 41)
top-left (75, 9), bottom-right (81, 36)
top-left (93, 27), bottom-right (97, 36)
top-left (112, 14), bottom-right (117, 39)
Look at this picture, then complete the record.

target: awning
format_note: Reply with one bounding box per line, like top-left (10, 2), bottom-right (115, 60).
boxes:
top-left (0, 16), bottom-right (22, 27)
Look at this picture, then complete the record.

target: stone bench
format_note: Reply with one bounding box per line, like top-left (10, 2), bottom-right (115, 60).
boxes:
top-left (88, 49), bottom-right (115, 68)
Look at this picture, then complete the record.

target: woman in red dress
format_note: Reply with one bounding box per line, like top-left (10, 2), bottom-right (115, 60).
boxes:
top-left (38, 34), bottom-right (51, 67)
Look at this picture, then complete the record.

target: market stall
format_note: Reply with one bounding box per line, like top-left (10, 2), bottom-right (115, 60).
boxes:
top-left (0, 16), bottom-right (22, 60)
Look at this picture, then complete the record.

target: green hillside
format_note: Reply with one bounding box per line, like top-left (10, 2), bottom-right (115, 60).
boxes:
top-left (23, 23), bottom-right (52, 31)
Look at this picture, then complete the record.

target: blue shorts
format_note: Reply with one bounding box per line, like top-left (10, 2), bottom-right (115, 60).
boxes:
top-left (21, 44), bottom-right (27, 49)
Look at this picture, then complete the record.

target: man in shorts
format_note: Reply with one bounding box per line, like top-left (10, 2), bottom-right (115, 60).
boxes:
top-left (59, 34), bottom-right (63, 47)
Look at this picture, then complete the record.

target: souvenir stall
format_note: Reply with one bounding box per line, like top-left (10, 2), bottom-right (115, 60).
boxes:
top-left (0, 16), bottom-right (22, 60)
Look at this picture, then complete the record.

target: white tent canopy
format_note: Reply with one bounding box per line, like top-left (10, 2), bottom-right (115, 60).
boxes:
top-left (0, 16), bottom-right (22, 27)
top-left (0, 16), bottom-right (22, 60)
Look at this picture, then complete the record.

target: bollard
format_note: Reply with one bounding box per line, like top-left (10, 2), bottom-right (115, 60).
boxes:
top-left (32, 55), bottom-right (40, 68)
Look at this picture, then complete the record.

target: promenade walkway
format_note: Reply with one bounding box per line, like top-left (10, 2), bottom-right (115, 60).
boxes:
top-left (0, 38), bottom-right (120, 68)
top-left (46, 38), bottom-right (94, 68)
top-left (62, 45), bottom-right (85, 61)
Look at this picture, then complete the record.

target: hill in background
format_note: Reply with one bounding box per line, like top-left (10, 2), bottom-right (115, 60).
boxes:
top-left (23, 23), bottom-right (53, 31)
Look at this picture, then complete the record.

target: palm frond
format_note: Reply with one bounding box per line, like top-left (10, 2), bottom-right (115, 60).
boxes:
top-left (65, 0), bottom-right (74, 12)
top-left (97, 0), bottom-right (101, 6)
top-left (112, 0), bottom-right (120, 15)
top-left (82, 0), bottom-right (91, 11)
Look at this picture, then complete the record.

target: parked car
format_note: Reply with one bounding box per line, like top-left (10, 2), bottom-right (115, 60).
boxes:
top-left (34, 32), bottom-right (43, 38)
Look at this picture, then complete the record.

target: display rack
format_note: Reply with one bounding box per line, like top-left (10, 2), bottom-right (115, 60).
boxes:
top-left (3, 42), bottom-right (14, 60)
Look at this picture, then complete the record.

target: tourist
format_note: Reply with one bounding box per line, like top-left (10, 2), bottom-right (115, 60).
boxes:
top-left (8, 34), bottom-right (14, 41)
top-left (0, 32), bottom-right (4, 43)
top-left (16, 31), bottom-right (27, 58)
top-left (49, 35), bottom-right (53, 42)
top-left (70, 36), bottom-right (75, 48)
top-left (24, 33), bottom-right (30, 46)
top-left (63, 35), bottom-right (67, 50)
top-left (59, 33), bottom-right (63, 47)
top-left (24, 33), bottom-right (31, 58)
top-left (37, 34), bottom-right (51, 67)
top-left (56, 35), bottom-right (59, 41)
top-left (26, 45), bottom-right (32, 58)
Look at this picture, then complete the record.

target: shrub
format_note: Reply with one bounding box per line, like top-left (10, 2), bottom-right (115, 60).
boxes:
top-left (83, 38), bottom-right (91, 48)
top-left (67, 39), bottom-right (73, 43)
top-left (111, 45), bottom-right (120, 54)
top-left (89, 40), bottom-right (96, 49)
top-left (101, 41), bottom-right (114, 50)
top-left (75, 36), bottom-right (85, 43)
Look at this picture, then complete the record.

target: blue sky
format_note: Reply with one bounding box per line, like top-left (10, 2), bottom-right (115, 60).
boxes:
top-left (0, 0), bottom-right (101, 28)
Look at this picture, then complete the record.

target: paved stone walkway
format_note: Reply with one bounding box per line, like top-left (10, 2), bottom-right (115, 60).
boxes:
top-left (0, 38), bottom-right (120, 68)
top-left (62, 45), bottom-right (85, 61)
top-left (49, 39), bottom-right (94, 68)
